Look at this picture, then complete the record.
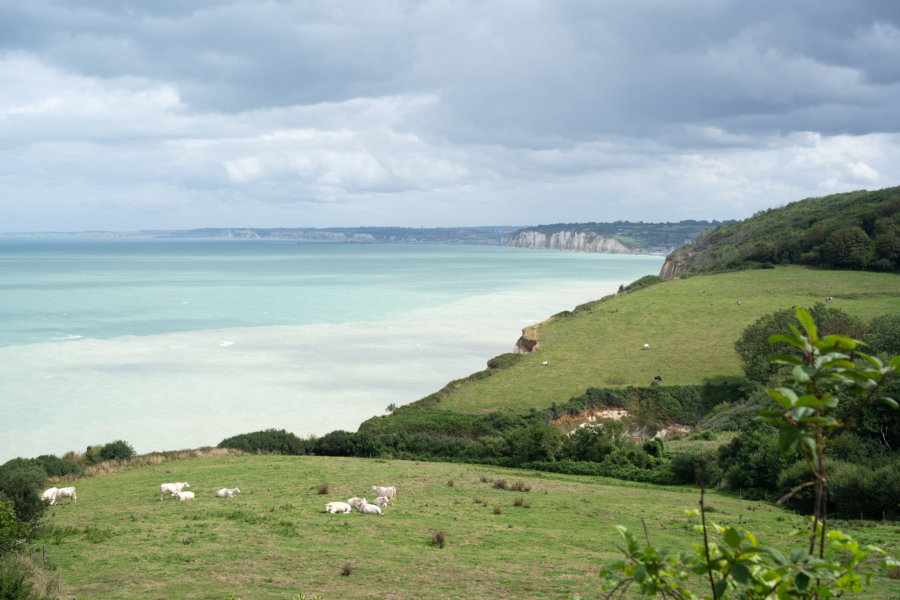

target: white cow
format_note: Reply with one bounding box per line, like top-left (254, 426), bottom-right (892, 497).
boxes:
top-left (216, 487), bottom-right (241, 498)
top-left (371, 486), bottom-right (396, 500)
top-left (373, 496), bottom-right (390, 508)
top-left (41, 487), bottom-right (59, 505)
top-left (357, 500), bottom-right (382, 515)
top-left (324, 501), bottom-right (352, 514)
top-left (347, 497), bottom-right (365, 509)
top-left (56, 487), bottom-right (77, 504)
top-left (643, 343), bottom-right (650, 350)
top-left (174, 491), bottom-right (195, 501)
top-left (160, 482), bottom-right (190, 501)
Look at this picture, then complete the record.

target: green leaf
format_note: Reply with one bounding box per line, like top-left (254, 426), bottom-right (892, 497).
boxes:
top-left (877, 396), bottom-right (898, 409)
top-left (792, 365), bottom-right (811, 383)
top-left (753, 546), bottom-right (787, 567)
top-left (714, 577), bottom-right (728, 598)
top-left (633, 564), bottom-right (647, 583)
top-left (768, 333), bottom-right (805, 349)
top-left (779, 427), bottom-right (801, 454)
top-left (731, 562), bottom-right (751, 585)
top-left (799, 435), bottom-right (817, 457)
top-left (794, 306), bottom-right (817, 339)
top-left (795, 571), bottom-right (810, 591)
top-left (723, 527), bottom-right (741, 548)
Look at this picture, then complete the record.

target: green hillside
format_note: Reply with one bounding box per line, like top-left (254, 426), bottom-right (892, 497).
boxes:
top-left (409, 267), bottom-right (900, 416)
top-left (660, 186), bottom-right (900, 276)
top-left (32, 454), bottom-right (900, 599)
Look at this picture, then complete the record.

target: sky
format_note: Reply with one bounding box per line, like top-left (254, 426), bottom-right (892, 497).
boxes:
top-left (1, 0), bottom-right (899, 232)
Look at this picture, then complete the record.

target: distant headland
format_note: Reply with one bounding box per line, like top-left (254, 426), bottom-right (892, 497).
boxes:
top-left (2, 220), bottom-right (722, 255)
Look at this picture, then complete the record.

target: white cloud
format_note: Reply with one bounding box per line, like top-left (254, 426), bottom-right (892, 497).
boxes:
top-left (0, 1), bottom-right (898, 231)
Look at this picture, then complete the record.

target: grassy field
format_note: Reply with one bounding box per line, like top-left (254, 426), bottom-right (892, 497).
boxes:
top-left (35, 454), bottom-right (900, 599)
top-left (431, 267), bottom-right (900, 414)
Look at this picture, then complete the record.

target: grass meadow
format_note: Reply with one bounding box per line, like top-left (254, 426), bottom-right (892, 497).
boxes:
top-left (35, 454), bottom-right (900, 599)
top-left (435, 267), bottom-right (900, 414)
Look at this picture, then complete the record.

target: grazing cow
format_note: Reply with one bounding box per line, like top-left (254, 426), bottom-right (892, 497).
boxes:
top-left (160, 482), bottom-right (190, 501)
top-left (56, 487), bottom-right (77, 504)
top-left (357, 500), bottom-right (382, 515)
top-left (41, 487), bottom-right (59, 505)
top-left (324, 501), bottom-right (352, 514)
top-left (174, 491), bottom-right (195, 501)
top-left (215, 488), bottom-right (241, 498)
top-left (642, 343), bottom-right (650, 350)
top-left (371, 486), bottom-right (396, 501)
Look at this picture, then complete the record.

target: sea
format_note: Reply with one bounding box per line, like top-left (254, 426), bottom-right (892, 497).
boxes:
top-left (0, 239), bottom-right (664, 463)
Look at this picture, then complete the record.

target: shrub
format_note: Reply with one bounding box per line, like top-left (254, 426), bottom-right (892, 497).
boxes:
top-left (431, 531), bottom-right (446, 548)
top-left (0, 500), bottom-right (27, 556)
top-left (98, 440), bottom-right (136, 462)
top-left (864, 313), bottom-right (900, 356)
top-left (492, 479), bottom-right (508, 490)
top-left (0, 465), bottom-right (46, 525)
top-left (218, 429), bottom-right (308, 455)
top-left (316, 482), bottom-right (329, 495)
top-left (31, 456), bottom-right (80, 478)
top-left (668, 450), bottom-right (720, 487)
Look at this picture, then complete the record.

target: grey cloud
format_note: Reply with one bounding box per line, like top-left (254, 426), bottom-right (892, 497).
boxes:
top-left (0, 0), bottom-right (898, 231)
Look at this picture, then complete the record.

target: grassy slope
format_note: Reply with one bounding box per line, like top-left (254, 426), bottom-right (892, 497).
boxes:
top-left (431, 267), bottom-right (900, 415)
top-left (38, 455), bottom-right (900, 599)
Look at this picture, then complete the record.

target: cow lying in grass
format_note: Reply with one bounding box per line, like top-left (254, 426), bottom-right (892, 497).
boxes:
top-left (160, 482), bottom-right (190, 501)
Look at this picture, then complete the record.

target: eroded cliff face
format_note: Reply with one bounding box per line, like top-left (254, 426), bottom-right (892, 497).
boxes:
top-left (502, 230), bottom-right (632, 253)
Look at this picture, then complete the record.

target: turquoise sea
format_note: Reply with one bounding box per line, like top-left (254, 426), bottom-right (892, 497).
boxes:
top-left (0, 239), bottom-right (663, 462)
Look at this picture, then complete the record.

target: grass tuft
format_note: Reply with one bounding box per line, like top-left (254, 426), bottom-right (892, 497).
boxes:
top-left (492, 479), bottom-right (508, 490)
top-left (431, 531), bottom-right (446, 549)
top-left (316, 481), bottom-right (330, 495)
top-left (341, 563), bottom-right (353, 577)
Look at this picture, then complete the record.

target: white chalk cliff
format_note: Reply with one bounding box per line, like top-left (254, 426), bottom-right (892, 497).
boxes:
top-left (502, 230), bottom-right (633, 253)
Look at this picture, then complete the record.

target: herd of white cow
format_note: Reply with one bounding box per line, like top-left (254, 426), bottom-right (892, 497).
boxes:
top-left (42, 482), bottom-right (397, 515)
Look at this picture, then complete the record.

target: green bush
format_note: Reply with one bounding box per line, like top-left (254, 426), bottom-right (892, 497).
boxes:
top-left (735, 303), bottom-right (866, 383)
top-left (0, 465), bottom-right (46, 525)
top-left (218, 429), bottom-right (309, 455)
top-left (778, 457), bottom-right (900, 519)
top-left (31, 456), bottom-right (80, 478)
top-left (668, 450), bottom-right (721, 486)
top-left (718, 425), bottom-right (791, 496)
top-left (864, 312), bottom-right (900, 356)
top-left (0, 501), bottom-right (27, 556)
top-left (98, 440), bottom-right (135, 462)
top-left (486, 353), bottom-right (523, 371)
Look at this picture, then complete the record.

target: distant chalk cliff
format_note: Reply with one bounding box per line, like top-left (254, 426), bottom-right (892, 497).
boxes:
top-left (502, 230), bottom-right (633, 254)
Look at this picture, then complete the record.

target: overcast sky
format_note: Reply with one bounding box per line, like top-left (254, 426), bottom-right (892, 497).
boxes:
top-left (1, 0), bottom-right (898, 231)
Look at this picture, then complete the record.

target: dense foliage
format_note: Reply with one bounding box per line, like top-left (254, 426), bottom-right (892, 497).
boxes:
top-left (663, 186), bottom-right (900, 276)
top-left (600, 306), bottom-right (899, 599)
top-left (735, 303), bottom-right (868, 383)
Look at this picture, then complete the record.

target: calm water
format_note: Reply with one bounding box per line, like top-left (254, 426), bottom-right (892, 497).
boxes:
top-left (0, 239), bottom-right (663, 461)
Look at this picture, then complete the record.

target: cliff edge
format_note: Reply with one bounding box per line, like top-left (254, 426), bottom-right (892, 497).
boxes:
top-left (502, 230), bottom-right (632, 253)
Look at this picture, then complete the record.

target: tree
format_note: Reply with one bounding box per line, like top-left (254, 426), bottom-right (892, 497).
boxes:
top-left (98, 440), bottom-right (136, 462)
top-left (735, 303), bottom-right (865, 384)
top-left (822, 226), bottom-right (874, 269)
top-left (600, 306), bottom-right (899, 599)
